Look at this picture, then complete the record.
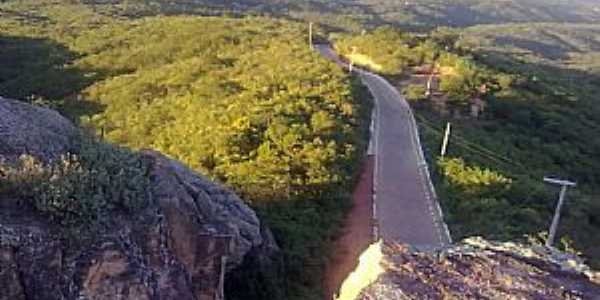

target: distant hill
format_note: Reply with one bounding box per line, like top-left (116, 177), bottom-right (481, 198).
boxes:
top-left (463, 23), bottom-right (600, 60)
top-left (462, 23), bottom-right (600, 71)
top-left (75, 0), bottom-right (600, 29)
top-left (353, 0), bottom-right (600, 27)
top-left (457, 22), bottom-right (600, 97)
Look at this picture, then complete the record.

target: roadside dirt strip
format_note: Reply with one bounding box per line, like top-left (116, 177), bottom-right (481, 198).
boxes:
top-left (315, 44), bottom-right (451, 250)
top-left (323, 157), bottom-right (375, 300)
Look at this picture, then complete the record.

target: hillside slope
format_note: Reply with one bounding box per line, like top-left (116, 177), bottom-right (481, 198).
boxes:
top-left (70, 0), bottom-right (600, 28)
top-left (0, 2), bottom-right (372, 298)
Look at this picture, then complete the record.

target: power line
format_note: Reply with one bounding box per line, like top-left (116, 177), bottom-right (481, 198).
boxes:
top-left (415, 114), bottom-right (528, 172)
top-left (415, 114), bottom-right (521, 165)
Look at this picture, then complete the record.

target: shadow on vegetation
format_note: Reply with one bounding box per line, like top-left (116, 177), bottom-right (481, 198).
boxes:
top-left (0, 7), bottom-right (51, 23)
top-left (473, 49), bottom-right (600, 183)
top-left (0, 35), bottom-right (106, 120)
top-left (477, 49), bottom-right (600, 95)
top-left (417, 47), bottom-right (600, 268)
top-left (492, 36), bottom-right (573, 60)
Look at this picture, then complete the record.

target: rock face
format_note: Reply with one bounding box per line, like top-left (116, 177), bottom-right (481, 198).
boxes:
top-left (0, 97), bottom-right (77, 163)
top-left (357, 237), bottom-right (600, 299)
top-left (0, 98), bottom-right (281, 300)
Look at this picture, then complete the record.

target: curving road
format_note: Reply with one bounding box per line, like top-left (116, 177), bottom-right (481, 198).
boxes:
top-left (316, 44), bottom-right (451, 249)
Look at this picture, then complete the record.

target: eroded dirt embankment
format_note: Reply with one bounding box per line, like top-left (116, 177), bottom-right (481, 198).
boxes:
top-left (323, 157), bottom-right (374, 300)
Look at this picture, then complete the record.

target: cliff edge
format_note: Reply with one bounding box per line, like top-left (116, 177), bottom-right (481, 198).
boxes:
top-left (337, 237), bottom-right (600, 299)
top-left (0, 97), bottom-right (281, 300)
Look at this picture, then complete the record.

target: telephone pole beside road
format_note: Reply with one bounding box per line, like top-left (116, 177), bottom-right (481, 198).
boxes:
top-left (440, 122), bottom-right (451, 157)
top-left (309, 22), bottom-right (314, 50)
top-left (543, 177), bottom-right (576, 248)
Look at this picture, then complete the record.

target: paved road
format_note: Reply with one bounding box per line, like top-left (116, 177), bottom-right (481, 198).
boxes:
top-left (316, 45), bottom-right (451, 249)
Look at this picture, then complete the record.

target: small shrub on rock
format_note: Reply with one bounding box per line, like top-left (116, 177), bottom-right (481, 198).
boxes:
top-left (0, 136), bottom-right (150, 226)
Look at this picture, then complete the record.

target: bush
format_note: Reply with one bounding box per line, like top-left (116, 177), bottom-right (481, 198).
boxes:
top-left (437, 157), bottom-right (511, 196)
top-left (404, 84), bottom-right (427, 102)
top-left (0, 136), bottom-right (150, 226)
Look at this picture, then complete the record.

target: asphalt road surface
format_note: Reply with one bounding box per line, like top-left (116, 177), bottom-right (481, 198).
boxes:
top-left (316, 44), bottom-right (451, 249)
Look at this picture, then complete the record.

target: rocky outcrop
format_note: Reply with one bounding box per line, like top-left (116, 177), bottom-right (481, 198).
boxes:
top-left (0, 97), bottom-right (281, 300)
top-left (353, 237), bottom-right (600, 299)
top-left (0, 96), bottom-right (77, 163)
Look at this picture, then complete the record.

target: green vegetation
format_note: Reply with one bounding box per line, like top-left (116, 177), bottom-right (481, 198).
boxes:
top-left (330, 19), bottom-right (600, 270)
top-left (333, 27), bottom-right (437, 74)
top-left (459, 23), bottom-right (600, 96)
top-left (334, 29), bottom-right (514, 105)
top-left (350, 0), bottom-right (600, 28)
top-left (461, 23), bottom-right (600, 62)
top-left (435, 52), bottom-right (512, 105)
top-left (66, 0), bottom-right (600, 29)
top-left (413, 26), bottom-right (600, 267)
top-left (420, 105), bottom-right (600, 267)
top-left (0, 1), bottom-right (371, 298)
top-left (438, 53), bottom-right (485, 104)
top-left (433, 157), bottom-right (522, 239)
top-left (438, 157), bottom-right (511, 192)
top-left (404, 84), bottom-right (427, 102)
top-left (2, 0), bottom-right (600, 296)
top-left (0, 136), bottom-right (150, 227)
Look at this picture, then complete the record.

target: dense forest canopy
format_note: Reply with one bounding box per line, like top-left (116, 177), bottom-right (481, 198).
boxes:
top-left (0, 1), bottom-right (371, 299)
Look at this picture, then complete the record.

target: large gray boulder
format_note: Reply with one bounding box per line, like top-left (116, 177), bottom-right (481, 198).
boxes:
top-left (0, 97), bottom-right (77, 163)
top-left (0, 97), bottom-right (281, 300)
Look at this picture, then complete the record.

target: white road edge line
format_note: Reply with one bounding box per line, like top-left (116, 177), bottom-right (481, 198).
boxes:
top-left (367, 70), bottom-right (453, 246)
top-left (315, 45), bottom-right (452, 246)
top-left (362, 72), bottom-right (382, 242)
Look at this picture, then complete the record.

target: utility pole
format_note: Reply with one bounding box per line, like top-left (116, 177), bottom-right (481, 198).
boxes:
top-left (543, 177), bottom-right (576, 248)
top-left (309, 22), bottom-right (314, 50)
top-left (440, 122), bottom-right (451, 157)
top-left (349, 46), bottom-right (357, 73)
top-left (425, 72), bottom-right (434, 98)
